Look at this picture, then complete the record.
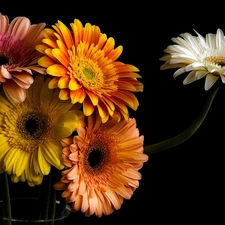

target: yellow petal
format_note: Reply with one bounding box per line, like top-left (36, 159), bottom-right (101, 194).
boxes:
top-left (58, 76), bottom-right (70, 89)
top-left (38, 147), bottom-right (51, 175)
top-left (83, 97), bottom-right (95, 116)
top-left (48, 77), bottom-right (60, 89)
top-left (47, 64), bottom-right (68, 76)
top-left (41, 141), bottom-right (64, 169)
top-left (38, 55), bottom-right (56, 68)
top-left (69, 77), bottom-right (82, 90)
top-left (13, 150), bottom-right (29, 177)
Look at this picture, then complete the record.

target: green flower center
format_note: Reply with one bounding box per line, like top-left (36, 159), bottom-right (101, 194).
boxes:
top-left (68, 45), bottom-right (104, 90)
top-left (83, 68), bottom-right (95, 80)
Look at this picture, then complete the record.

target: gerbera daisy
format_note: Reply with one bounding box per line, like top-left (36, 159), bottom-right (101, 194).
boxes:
top-left (53, 111), bottom-right (148, 217)
top-left (0, 74), bottom-right (84, 186)
top-left (160, 28), bottom-right (225, 90)
top-left (0, 13), bottom-right (46, 102)
top-left (36, 19), bottom-right (143, 123)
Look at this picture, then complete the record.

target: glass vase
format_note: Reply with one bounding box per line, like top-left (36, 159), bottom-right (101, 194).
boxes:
top-left (0, 169), bottom-right (71, 225)
top-left (0, 197), bottom-right (71, 225)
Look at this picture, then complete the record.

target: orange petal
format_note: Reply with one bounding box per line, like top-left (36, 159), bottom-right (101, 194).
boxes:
top-left (56, 20), bottom-right (74, 49)
top-left (83, 97), bottom-right (95, 116)
top-left (72, 19), bottom-right (84, 47)
top-left (86, 90), bottom-right (99, 106)
top-left (70, 89), bottom-right (86, 104)
top-left (96, 101), bottom-right (109, 123)
top-left (111, 90), bottom-right (139, 110)
top-left (43, 28), bottom-right (57, 40)
top-left (52, 49), bottom-right (70, 68)
top-left (83, 22), bottom-right (93, 45)
top-left (107, 46), bottom-right (123, 61)
top-left (116, 81), bottom-right (137, 91)
top-left (102, 37), bottom-right (115, 56)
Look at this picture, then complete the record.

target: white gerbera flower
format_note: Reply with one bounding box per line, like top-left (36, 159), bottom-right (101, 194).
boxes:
top-left (160, 29), bottom-right (225, 90)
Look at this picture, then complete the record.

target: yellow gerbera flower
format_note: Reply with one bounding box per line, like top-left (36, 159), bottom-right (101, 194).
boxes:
top-left (160, 28), bottom-right (225, 90)
top-left (0, 75), bottom-right (84, 186)
top-left (54, 111), bottom-right (148, 217)
top-left (36, 19), bottom-right (143, 123)
top-left (0, 13), bottom-right (46, 102)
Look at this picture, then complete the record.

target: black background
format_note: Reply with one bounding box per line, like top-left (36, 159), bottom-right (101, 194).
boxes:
top-left (1, 2), bottom-right (224, 224)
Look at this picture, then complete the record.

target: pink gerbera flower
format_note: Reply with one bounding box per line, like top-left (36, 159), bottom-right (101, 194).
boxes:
top-left (0, 13), bottom-right (46, 102)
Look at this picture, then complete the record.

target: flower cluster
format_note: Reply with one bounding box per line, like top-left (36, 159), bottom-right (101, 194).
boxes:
top-left (0, 13), bottom-right (148, 218)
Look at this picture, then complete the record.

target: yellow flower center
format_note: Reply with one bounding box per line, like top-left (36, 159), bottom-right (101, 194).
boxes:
top-left (68, 45), bottom-right (104, 90)
top-left (206, 56), bottom-right (225, 67)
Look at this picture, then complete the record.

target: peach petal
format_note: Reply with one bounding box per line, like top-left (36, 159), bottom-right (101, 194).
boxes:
top-left (4, 80), bottom-right (26, 102)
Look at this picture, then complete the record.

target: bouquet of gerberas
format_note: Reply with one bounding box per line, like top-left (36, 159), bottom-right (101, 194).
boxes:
top-left (0, 12), bottom-right (149, 224)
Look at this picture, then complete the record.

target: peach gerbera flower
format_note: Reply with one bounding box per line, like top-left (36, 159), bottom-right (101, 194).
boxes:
top-left (54, 111), bottom-right (148, 217)
top-left (0, 13), bottom-right (46, 102)
top-left (36, 19), bottom-right (143, 123)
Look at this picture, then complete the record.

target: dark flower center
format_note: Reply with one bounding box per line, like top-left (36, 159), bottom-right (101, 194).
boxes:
top-left (88, 149), bottom-right (102, 168)
top-left (17, 111), bottom-right (50, 140)
top-left (0, 55), bottom-right (8, 65)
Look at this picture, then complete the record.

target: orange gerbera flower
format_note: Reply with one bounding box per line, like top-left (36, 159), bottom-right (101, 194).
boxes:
top-left (36, 19), bottom-right (143, 123)
top-left (0, 13), bottom-right (46, 102)
top-left (54, 111), bottom-right (148, 217)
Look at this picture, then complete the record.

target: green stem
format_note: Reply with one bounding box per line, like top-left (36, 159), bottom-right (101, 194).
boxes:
top-left (0, 173), bottom-right (11, 225)
top-left (145, 84), bottom-right (221, 155)
top-left (48, 168), bottom-right (58, 225)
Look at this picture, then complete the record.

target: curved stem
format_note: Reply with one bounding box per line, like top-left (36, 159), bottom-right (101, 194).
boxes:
top-left (0, 172), bottom-right (11, 225)
top-left (144, 84), bottom-right (221, 155)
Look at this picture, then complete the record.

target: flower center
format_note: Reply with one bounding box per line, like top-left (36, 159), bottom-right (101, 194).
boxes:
top-left (206, 56), bottom-right (225, 67)
top-left (0, 35), bottom-right (34, 69)
top-left (81, 131), bottom-right (119, 187)
top-left (0, 55), bottom-right (8, 65)
top-left (68, 45), bottom-right (104, 90)
top-left (17, 111), bottom-right (51, 140)
top-left (88, 148), bottom-right (102, 168)
top-left (83, 68), bottom-right (95, 80)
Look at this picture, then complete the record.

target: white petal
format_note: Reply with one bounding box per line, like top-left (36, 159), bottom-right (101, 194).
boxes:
top-left (204, 74), bottom-right (219, 90)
